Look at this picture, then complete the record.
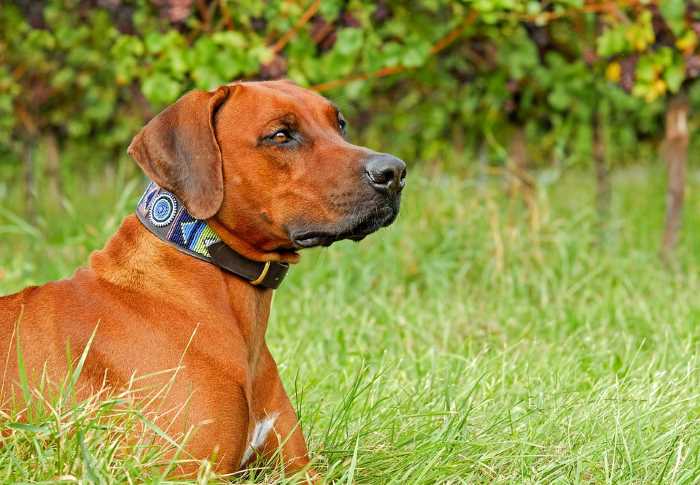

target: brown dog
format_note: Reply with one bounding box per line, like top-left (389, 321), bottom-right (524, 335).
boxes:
top-left (0, 80), bottom-right (405, 477)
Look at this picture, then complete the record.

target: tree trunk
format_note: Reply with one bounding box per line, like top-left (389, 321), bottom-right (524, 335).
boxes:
top-left (593, 105), bottom-right (611, 241)
top-left (22, 144), bottom-right (36, 222)
top-left (508, 126), bottom-right (539, 227)
top-left (507, 126), bottom-right (531, 197)
top-left (45, 132), bottom-right (62, 205)
top-left (661, 93), bottom-right (689, 264)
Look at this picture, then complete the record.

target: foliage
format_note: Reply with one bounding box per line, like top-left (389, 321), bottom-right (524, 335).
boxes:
top-left (2, 0), bottom-right (700, 175)
top-left (1, 166), bottom-right (700, 482)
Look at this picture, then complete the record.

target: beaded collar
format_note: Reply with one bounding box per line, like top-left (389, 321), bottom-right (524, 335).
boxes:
top-left (135, 182), bottom-right (289, 289)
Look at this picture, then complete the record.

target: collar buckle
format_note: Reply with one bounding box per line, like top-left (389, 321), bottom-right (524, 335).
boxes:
top-left (249, 261), bottom-right (271, 286)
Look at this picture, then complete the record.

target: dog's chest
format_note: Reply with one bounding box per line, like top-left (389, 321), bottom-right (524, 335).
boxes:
top-left (240, 413), bottom-right (279, 466)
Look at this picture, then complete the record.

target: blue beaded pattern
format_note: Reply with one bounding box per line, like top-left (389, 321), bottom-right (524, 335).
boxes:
top-left (137, 182), bottom-right (222, 260)
top-left (149, 193), bottom-right (177, 227)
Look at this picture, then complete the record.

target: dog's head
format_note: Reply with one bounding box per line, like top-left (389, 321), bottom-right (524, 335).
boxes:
top-left (128, 80), bottom-right (405, 262)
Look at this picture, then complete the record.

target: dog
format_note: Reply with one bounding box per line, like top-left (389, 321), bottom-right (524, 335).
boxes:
top-left (0, 80), bottom-right (405, 477)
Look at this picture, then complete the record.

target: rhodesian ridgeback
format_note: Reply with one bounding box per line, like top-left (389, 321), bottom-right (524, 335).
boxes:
top-left (0, 80), bottom-right (405, 478)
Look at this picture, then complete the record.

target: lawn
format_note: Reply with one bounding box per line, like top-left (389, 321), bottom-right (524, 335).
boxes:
top-left (0, 164), bottom-right (699, 483)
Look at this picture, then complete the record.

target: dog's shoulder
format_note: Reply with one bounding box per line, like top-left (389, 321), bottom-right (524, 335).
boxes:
top-left (0, 285), bottom-right (40, 317)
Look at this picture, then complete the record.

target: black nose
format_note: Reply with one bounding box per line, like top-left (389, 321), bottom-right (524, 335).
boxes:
top-left (365, 154), bottom-right (407, 195)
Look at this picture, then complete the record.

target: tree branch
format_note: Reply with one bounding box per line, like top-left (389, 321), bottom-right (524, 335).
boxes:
top-left (311, 0), bottom-right (657, 93)
top-left (312, 10), bottom-right (478, 93)
top-left (270, 0), bottom-right (321, 54)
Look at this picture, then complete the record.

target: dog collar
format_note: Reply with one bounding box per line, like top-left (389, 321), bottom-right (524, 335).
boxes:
top-left (135, 182), bottom-right (289, 289)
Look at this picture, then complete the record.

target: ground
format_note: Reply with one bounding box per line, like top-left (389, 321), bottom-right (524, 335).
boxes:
top-left (0, 165), bottom-right (698, 483)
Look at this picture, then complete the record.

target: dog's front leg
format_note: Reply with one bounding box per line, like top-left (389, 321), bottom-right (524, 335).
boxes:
top-left (243, 344), bottom-right (318, 482)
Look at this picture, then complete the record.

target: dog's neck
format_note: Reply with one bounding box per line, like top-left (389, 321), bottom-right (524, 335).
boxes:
top-left (135, 182), bottom-right (289, 289)
top-left (90, 215), bottom-right (274, 351)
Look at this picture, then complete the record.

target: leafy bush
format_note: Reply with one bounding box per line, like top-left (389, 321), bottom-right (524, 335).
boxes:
top-left (1, 0), bottom-right (699, 171)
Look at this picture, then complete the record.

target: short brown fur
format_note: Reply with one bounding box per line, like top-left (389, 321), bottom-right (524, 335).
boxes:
top-left (0, 80), bottom-right (405, 479)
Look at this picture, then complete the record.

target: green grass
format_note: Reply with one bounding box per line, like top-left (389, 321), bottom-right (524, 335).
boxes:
top-left (1, 164), bottom-right (699, 483)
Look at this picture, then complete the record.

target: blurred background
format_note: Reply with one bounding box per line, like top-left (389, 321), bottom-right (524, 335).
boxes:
top-left (1, 1), bottom-right (698, 252)
top-left (1, 2), bottom-right (700, 481)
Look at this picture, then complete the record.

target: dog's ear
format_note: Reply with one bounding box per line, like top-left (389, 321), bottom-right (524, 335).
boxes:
top-left (128, 86), bottom-right (231, 219)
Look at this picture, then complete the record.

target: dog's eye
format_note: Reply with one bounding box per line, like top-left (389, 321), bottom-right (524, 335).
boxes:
top-left (270, 129), bottom-right (293, 144)
top-left (338, 113), bottom-right (347, 134)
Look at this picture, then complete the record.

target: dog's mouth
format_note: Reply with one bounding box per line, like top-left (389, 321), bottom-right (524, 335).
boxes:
top-left (290, 203), bottom-right (399, 249)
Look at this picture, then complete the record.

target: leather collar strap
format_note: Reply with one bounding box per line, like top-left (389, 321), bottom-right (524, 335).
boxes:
top-left (135, 182), bottom-right (289, 289)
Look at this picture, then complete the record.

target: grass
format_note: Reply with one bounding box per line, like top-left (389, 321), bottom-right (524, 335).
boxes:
top-left (0, 163), bottom-right (699, 483)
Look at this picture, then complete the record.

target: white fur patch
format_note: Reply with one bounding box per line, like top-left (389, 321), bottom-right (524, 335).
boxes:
top-left (240, 413), bottom-right (279, 466)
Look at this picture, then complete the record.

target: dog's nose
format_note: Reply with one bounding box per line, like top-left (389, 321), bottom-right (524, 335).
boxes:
top-left (365, 154), bottom-right (406, 195)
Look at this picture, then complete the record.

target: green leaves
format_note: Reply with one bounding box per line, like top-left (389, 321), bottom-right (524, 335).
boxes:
top-left (548, 87), bottom-right (572, 111)
top-left (632, 48), bottom-right (685, 102)
top-left (139, 29), bottom-right (268, 103)
top-left (660, 0), bottom-right (686, 36)
top-left (401, 41), bottom-right (432, 68)
top-left (498, 25), bottom-right (538, 80)
top-left (336, 29), bottom-right (364, 56)
top-left (1, 0), bottom-right (699, 173)
top-left (665, 62), bottom-right (685, 93)
top-left (597, 26), bottom-right (629, 57)
top-left (597, 10), bottom-right (655, 56)
top-left (141, 73), bottom-right (181, 107)
top-left (597, 2), bottom-right (697, 106)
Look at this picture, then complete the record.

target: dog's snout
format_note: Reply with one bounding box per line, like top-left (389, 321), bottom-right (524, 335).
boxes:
top-left (365, 154), bottom-right (407, 195)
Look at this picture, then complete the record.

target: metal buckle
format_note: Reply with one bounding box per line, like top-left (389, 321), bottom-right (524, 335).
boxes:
top-left (250, 261), bottom-right (271, 286)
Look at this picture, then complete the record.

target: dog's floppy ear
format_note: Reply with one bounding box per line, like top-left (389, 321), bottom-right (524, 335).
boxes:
top-left (128, 86), bottom-right (231, 219)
